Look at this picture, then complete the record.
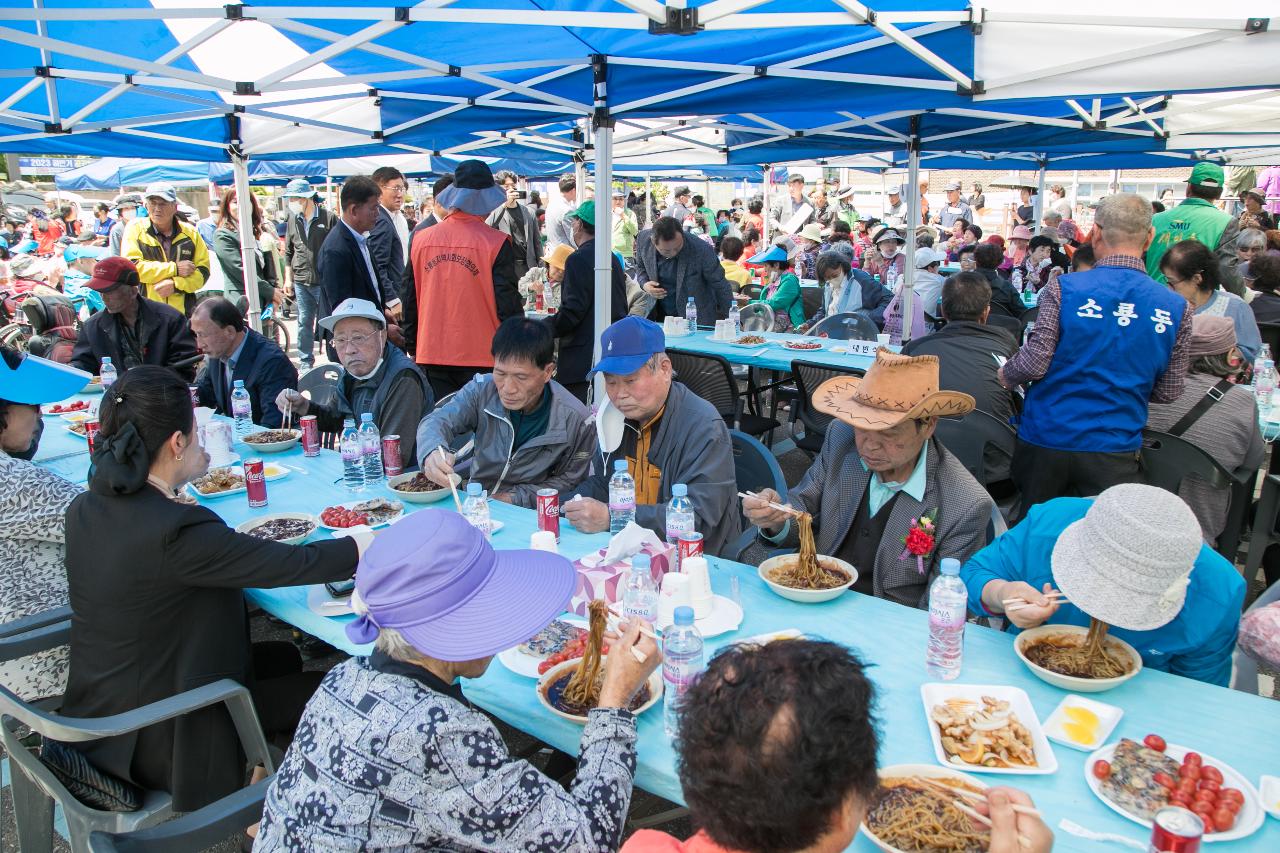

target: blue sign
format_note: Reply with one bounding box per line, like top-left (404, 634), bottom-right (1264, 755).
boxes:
top-left (17, 156), bottom-right (96, 175)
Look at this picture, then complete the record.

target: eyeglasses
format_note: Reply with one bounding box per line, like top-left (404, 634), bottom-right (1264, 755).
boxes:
top-left (385, 184), bottom-right (408, 194)
top-left (333, 332), bottom-right (377, 349)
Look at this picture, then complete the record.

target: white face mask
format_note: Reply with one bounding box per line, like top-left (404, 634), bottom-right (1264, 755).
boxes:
top-left (287, 201), bottom-right (304, 216)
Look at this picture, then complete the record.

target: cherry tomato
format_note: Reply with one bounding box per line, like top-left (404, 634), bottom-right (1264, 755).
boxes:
top-left (1213, 808), bottom-right (1235, 832)
top-left (1153, 772), bottom-right (1176, 790)
top-left (1201, 766), bottom-right (1224, 785)
top-left (1144, 734), bottom-right (1167, 752)
top-left (1194, 790), bottom-right (1217, 807)
top-left (1220, 797), bottom-right (1241, 815)
top-left (1092, 760), bottom-right (1111, 780)
top-left (1193, 804), bottom-right (1215, 826)
top-left (1177, 778), bottom-right (1198, 796)
top-left (1183, 752), bottom-right (1202, 767)
top-left (1180, 765), bottom-right (1201, 782)
top-left (1219, 788), bottom-right (1244, 804)
top-left (1169, 792), bottom-right (1191, 808)
top-left (1198, 779), bottom-right (1220, 795)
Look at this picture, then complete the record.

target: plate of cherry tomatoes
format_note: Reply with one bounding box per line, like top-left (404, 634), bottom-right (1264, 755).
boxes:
top-left (1087, 734), bottom-right (1263, 842)
top-left (318, 499), bottom-right (404, 530)
top-left (45, 400), bottom-right (89, 415)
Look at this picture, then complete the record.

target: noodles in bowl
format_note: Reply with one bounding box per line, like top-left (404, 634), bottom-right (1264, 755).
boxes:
top-left (766, 512), bottom-right (851, 590)
top-left (1015, 620), bottom-right (1142, 693)
top-left (862, 768), bottom-right (990, 853)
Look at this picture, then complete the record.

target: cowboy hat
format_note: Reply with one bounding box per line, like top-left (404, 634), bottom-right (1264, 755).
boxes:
top-left (812, 349), bottom-right (974, 431)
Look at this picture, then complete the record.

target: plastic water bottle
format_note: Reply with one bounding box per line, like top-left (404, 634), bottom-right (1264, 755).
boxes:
top-left (1011, 267), bottom-right (1024, 293)
top-left (462, 482), bottom-right (492, 535)
top-left (685, 296), bottom-right (698, 330)
top-left (340, 418), bottom-right (365, 493)
top-left (608, 459), bottom-right (636, 534)
top-left (543, 279), bottom-right (555, 313)
top-left (230, 380), bottom-right (252, 436)
top-left (925, 558), bottom-right (968, 680)
top-left (357, 413), bottom-right (383, 485)
top-left (622, 554), bottom-right (658, 624)
top-left (663, 606), bottom-right (704, 737)
top-left (728, 301), bottom-right (741, 336)
top-left (99, 356), bottom-right (118, 392)
top-left (665, 483), bottom-right (696, 545)
top-left (1256, 359), bottom-right (1276, 410)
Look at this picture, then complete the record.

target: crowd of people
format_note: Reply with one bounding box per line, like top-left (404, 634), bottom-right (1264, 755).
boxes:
top-left (1, 158), bottom-right (1279, 852)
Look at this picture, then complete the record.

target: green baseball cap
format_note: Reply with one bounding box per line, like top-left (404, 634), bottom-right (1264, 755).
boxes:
top-left (1187, 162), bottom-right (1224, 188)
top-left (566, 199), bottom-right (595, 224)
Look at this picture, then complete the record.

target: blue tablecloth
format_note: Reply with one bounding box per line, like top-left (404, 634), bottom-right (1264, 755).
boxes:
top-left (668, 330), bottom-right (879, 373)
top-left (34, 411), bottom-right (1280, 851)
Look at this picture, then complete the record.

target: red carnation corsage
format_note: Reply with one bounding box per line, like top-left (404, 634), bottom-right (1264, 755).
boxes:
top-left (901, 511), bottom-right (938, 575)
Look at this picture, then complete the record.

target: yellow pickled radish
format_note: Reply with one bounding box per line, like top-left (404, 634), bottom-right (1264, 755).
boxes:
top-left (1061, 705), bottom-right (1100, 743)
top-left (1064, 705), bottom-right (1100, 727)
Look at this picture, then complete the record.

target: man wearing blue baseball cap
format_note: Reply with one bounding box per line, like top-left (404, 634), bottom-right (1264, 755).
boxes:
top-left (562, 316), bottom-right (741, 556)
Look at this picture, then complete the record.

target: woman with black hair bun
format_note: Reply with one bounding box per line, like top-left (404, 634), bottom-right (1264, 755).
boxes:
top-left (58, 365), bottom-right (363, 814)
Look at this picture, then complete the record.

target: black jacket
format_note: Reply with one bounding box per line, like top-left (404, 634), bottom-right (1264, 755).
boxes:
top-left (194, 329), bottom-right (299, 428)
top-left (978, 267), bottom-right (1025, 319)
top-left (901, 320), bottom-right (1020, 426)
top-left (316, 221), bottom-right (384, 318)
top-left (60, 487), bottom-right (357, 811)
top-left (367, 207), bottom-right (405, 308)
top-left (283, 204), bottom-right (335, 286)
top-left (70, 294), bottom-right (199, 381)
top-left (549, 238), bottom-right (628, 385)
top-left (633, 227), bottom-right (733, 324)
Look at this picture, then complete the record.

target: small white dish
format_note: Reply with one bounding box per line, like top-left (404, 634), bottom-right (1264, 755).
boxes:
top-left (1259, 775), bottom-right (1280, 820)
top-left (1042, 694), bottom-right (1122, 752)
top-left (920, 683), bottom-right (1057, 775)
top-left (655, 594), bottom-right (743, 638)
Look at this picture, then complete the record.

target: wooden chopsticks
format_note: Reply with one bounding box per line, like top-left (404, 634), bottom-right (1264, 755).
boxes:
top-left (738, 491), bottom-right (804, 518)
top-left (1003, 590), bottom-right (1068, 613)
top-left (917, 779), bottom-right (1036, 848)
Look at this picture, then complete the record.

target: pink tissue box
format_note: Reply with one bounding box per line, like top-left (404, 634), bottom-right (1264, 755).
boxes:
top-left (568, 541), bottom-right (676, 616)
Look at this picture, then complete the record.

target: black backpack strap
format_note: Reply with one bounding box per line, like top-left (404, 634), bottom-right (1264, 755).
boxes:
top-left (1167, 379), bottom-right (1234, 437)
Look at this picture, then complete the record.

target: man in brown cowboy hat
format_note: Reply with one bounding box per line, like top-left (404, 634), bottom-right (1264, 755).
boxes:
top-left (743, 350), bottom-right (994, 609)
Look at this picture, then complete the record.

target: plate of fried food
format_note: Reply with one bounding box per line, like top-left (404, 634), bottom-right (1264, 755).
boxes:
top-left (862, 764), bottom-right (993, 853)
top-left (921, 684), bottom-right (1057, 775)
top-left (781, 339), bottom-right (824, 351)
top-left (187, 464), bottom-right (288, 499)
top-left (240, 428), bottom-right (301, 453)
top-left (387, 471), bottom-right (462, 504)
top-left (65, 421), bottom-right (88, 438)
top-left (730, 334), bottom-right (769, 347)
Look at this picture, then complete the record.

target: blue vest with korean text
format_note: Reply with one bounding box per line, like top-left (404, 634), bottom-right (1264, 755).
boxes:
top-left (1020, 266), bottom-right (1187, 453)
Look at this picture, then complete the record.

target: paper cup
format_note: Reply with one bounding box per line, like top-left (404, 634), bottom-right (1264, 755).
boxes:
top-left (530, 531), bottom-right (558, 553)
top-left (876, 333), bottom-right (891, 348)
top-left (681, 556), bottom-right (715, 619)
top-left (656, 572), bottom-right (693, 627)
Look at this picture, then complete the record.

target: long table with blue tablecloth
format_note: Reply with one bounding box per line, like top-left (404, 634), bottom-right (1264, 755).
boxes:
top-left (667, 329), bottom-right (879, 373)
top-left (34, 402), bottom-right (1280, 851)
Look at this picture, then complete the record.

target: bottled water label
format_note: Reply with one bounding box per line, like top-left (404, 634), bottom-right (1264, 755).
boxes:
top-left (666, 517), bottom-right (695, 542)
top-left (608, 490), bottom-right (635, 512)
top-left (663, 658), bottom-right (700, 697)
top-left (623, 593), bottom-right (657, 624)
top-left (928, 601), bottom-right (966, 631)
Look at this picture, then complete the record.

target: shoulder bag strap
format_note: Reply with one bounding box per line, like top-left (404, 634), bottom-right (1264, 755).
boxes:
top-left (1167, 379), bottom-right (1234, 437)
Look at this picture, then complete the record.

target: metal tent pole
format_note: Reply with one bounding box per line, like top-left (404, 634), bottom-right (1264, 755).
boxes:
top-left (232, 153), bottom-right (262, 332)
top-left (901, 137), bottom-right (920, 344)
top-left (1033, 163), bottom-right (1047, 227)
top-left (761, 164), bottom-right (771, 246)
top-left (591, 55), bottom-right (614, 402)
top-left (644, 171), bottom-right (652, 229)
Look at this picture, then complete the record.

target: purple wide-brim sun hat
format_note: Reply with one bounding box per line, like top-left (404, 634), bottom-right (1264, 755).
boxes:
top-left (346, 509), bottom-right (575, 661)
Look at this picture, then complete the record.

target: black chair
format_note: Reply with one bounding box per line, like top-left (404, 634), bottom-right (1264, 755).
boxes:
top-left (1019, 306), bottom-right (1039, 328)
top-left (923, 311), bottom-right (946, 332)
top-left (809, 312), bottom-right (878, 341)
top-left (800, 287), bottom-right (823, 325)
top-left (667, 350), bottom-right (780, 439)
top-left (1244, 473), bottom-right (1280, 589)
top-left (1141, 428), bottom-right (1250, 562)
top-left (725, 429), bottom-right (788, 561)
top-left (789, 360), bottom-right (864, 457)
top-left (298, 363), bottom-right (341, 411)
top-left (933, 409), bottom-right (1018, 488)
top-left (87, 779), bottom-right (272, 853)
top-left (743, 283), bottom-right (764, 301)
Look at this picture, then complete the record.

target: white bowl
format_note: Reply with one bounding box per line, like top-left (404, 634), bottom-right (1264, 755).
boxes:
top-left (234, 512), bottom-right (319, 545)
top-left (536, 657), bottom-right (662, 724)
top-left (387, 471), bottom-right (462, 504)
top-left (1013, 624), bottom-right (1143, 693)
top-left (861, 763), bottom-right (987, 853)
top-left (240, 429), bottom-right (301, 453)
top-left (757, 554), bottom-right (857, 604)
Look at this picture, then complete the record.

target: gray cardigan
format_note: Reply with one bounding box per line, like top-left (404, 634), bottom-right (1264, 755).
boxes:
top-left (764, 428), bottom-right (994, 609)
top-left (416, 376), bottom-right (594, 508)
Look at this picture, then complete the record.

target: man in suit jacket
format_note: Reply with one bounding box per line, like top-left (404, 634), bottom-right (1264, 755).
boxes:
top-left (634, 216), bottom-right (732, 325)
top-left (190, 297), bottom-right (298, 428)
top-left (548, 201), bottom-right (628, 401)
top-left (743, 350), bottom-right (994, 610)
top-left (367, 166), bottom-right (408, 320)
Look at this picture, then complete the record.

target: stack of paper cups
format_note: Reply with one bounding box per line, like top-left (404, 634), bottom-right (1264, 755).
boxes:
top-left (529, 531), bottom-right (558, 553)
top-left (682, 556), bottom-right (715, 619)
top-left (657, 572), bottom-right (693, 627)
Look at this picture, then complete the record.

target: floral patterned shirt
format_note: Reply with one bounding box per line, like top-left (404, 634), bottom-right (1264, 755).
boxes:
top-left (255, 653), bottom-right (638, 852)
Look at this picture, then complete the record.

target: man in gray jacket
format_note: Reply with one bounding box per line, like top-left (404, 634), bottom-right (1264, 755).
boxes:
top-left (417, 317), bottom-right (593, 508)
top-left (634, 216), bottom-right (733, 325)
top-left (562, 317), bottom-right (741, 556)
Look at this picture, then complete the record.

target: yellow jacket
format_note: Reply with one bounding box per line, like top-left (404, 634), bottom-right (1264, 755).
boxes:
top-left (121, 217), bottom-right (210, 314)
top-left (721, 258), bottom-right (751, 290)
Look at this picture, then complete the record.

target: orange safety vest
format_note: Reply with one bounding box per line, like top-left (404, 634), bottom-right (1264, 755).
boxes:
top-left (409, 211), bottom-right (509, 367)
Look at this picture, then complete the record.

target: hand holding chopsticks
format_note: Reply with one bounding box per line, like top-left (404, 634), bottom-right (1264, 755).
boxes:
top-left (918, 779), bottom-right (1046, 850)
top-left (1003, 590), bottom-right (1068, 613)
top-left (606, 603), bottom-right (658, 662)
top-left (739, 490), bottom-right (803, 518)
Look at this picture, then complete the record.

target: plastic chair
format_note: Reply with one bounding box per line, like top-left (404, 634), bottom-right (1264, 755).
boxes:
top-left (1230, 576), bottom-right (1280, 695)
top-left (742, 283), bottom-right (764, 301)
top-left (933, 409), bottom-right (1017, 489)
top-left (0, 620), bottom-right (276, 853)
top-left (667, 350), bottom-right (779, 439)
top-left (789, 360), bottom-right (864, 457)
top-left (800, 287), bottom-right (823, 325)
top-left (1244, 472), bottom-right (1280, 586)
top-left (724, 429), bottom-right (787, 561)
top-left (809, 312), bottom-right (879, 341)
top-left (87, 778), bottom-right (272, 853)
top-left (737, 302), bottom-right (773, 332)
top-left (298, 363), bottom-right (342, 411)
top-left (1140, 428), bottom-right (1250, 562)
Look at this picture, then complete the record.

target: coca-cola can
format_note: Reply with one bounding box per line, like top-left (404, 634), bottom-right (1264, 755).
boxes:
top-left (381, 435), bottom-right (403, 476)
top-left (299, 415), bottom-right (320, 457)
top-left (188, 385), bottom-right (199, 409)
top-left (536, 488), bottom-right (560, 542)
top-left (534, 287), bottom-right (544, 312)
top-left (84, 418), bottom-right (100, 455)
top-left (1150, 807), bottom-right (1204, 853)
top-left (244, 458), bottom-right (268, 508)
top-left (678, 532), bottom-right (704, 569)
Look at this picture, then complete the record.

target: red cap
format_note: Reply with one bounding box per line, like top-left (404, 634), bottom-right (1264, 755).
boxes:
top-left (86, 256), bottom-right (141, 292)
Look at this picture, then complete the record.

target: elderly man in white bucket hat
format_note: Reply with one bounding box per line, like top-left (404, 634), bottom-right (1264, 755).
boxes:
top-left (962, 482), bottom-right (1245, 686)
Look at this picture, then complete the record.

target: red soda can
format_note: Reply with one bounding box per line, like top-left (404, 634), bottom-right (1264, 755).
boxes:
top-left (299, 415), bottom-right (320, 457)
top-left (84, 418), bottom-right (100, 455)
top-left (188, 385), bottom-right (199, 409)
top-left (243, 458), bottom-right (268, 508)
top-left (535, 287), bottom-right (545, 312)
top-left (536, 488), bottom-right (560, 542)
top-left (381, 435), bottom-right (403, 476)
top-left (1150, 807), bottom-right (1204, 853)
top-left (678, 532), bottom-right (704, 569)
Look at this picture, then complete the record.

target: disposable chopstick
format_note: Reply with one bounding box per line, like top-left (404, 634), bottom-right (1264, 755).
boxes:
top-left (1005, 598), bottom-right (1070, 614)
top-left (920, 778), bottom-right (1042, 818)
top-left (439, 447), bottom-right (463, 512)
top-left (737, 491), bottom-right (803, 518)
top-left (1001, 591), bottom-right (1067, 606)
top-left (947, 797), bottom-right (1032, 848)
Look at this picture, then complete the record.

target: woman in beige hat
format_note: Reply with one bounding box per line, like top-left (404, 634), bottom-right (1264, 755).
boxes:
top-left (961, 483), bottom-right (1244, 687)
top-left (517, 242), bottom-right (572, 311)
top-left (743, 350), bottom-right (994, 609)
